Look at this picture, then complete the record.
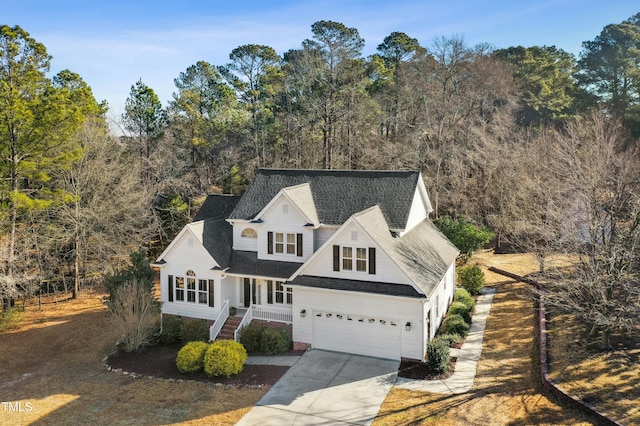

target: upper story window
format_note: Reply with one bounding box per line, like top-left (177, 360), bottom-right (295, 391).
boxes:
top-left (333, 245), bottom-right (376, 274)
top-left (267, 231), bottom-right (303, 257)
top-left (242, 228), bottom-right (257, 238)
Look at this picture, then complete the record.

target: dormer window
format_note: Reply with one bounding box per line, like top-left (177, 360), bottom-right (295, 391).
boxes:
top-left (242, 228), bottom-right (257, 238)
top-left (267, 232), bottom-right (303, 257)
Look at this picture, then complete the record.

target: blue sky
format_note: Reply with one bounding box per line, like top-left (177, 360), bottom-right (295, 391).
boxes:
top-left (6, 0), bottom-right (639, 125)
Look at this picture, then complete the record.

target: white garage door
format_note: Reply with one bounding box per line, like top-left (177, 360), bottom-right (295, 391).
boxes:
top-left (312, 310), bottom-right (401, 360)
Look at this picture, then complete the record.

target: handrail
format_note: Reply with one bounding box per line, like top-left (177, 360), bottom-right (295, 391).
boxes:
top-left (209, 299), bottom-right (229, 341)
top-left (234, 305), bottom-right (253, 341)
top-left (252, 304), bottom-right (293, 324)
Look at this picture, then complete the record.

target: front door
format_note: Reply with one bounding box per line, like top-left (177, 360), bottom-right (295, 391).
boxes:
top-left (243, 278), bottom-right (251, 307)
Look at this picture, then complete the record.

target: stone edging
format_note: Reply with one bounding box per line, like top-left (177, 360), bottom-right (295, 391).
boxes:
top-left (100, 352), bottom-right (265, 389)
top-left (488, 266), bottom-right (623, 426)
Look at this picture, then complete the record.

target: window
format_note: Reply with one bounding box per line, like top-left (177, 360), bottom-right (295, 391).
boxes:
top-left (286, 286), bottom-right (293, 304)
top-left (268, 232), bottom-right (303, 257)
top-left (242, 228), bottom-right (257, 238)
top-left (175, 277), bottom-right (185, 301)
top-left (267, 280), bottom-right (274, 304)
top-left (356, 248), bottom-right (367, 272)
top-left (333, 245), bottom-right (376, 274)
top-left (186, 270), bottom-right (196, 302)
top-left (171, 271), bottom-right (213, 307)
top-left (275, 281), bottom-right (284, 304)
top-left (275, 233), bottom-right (284, 253)
top-left (286, 233), bottom-right (296, 254)
top-left (198, 279), bottom-right (208, 304)
top-left (342, 247), bottom-right (353, 270)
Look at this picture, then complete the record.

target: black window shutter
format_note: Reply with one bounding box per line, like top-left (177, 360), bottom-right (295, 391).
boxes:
top-left (369, 247), bottom-right (376, 274)
top-left (168, 275), bottom-right (174, 302)
top-left (208, 280), bottom-right (215, 307)
top-left (297, 233), bottom-right (303, 256)
top-left (333, 245), bottom-right (340, 271)
top-left (267, 232), bottom-right (273, 254)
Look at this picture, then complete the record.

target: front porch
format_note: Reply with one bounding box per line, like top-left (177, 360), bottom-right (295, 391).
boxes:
top-left (210, 301), bottom-right (293, 341)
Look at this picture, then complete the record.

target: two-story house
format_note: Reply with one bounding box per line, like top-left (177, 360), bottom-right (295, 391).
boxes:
top-left (153, 169), bottom-right (459, 361)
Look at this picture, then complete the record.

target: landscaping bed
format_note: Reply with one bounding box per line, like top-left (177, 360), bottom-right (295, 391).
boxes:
top-left (107, 342), bottom-right (301, 386)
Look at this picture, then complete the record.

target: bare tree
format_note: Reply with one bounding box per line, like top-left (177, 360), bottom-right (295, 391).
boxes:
top-left (109, 278), bottom-right (159, 352)
top-left (536, 112), bottom-right (640, 349)
top-left (53, 119), bottom-right (159, 298)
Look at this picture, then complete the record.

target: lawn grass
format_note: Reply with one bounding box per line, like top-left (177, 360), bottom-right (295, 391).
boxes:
top-left (375, 251), bottom-right (596, 426)
top-left (0, 290), bottom-right (266, 425)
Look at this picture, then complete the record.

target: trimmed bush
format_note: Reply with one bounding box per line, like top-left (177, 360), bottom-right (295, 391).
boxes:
top-left (438, 333), bottom-right (461, 347)
top-left (426, 337), bottom-right (450, 374)
top-left (448, 301), bottom-right (472, 324)
top-left (238, 323), bottom-right (265, 354)
top-left (161, 316), bottom-right (182, 344)
top-left (454, 288), bottom-right (476, 311)
top-left (441, 314), bottom-right (470, 337)
top-left (180, 318), bottom-right (209, 342)
top-left (203, 340), bottom-right (247, 378)
top-left (457, 264), bottom-right (485, 296)
top-left (259, 327), bottom-right (291, 355)
top-left (176, 341), bottom-right (209, 373)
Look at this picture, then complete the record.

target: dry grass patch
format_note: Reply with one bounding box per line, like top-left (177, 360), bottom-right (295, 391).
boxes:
top-left (0, 291), bottom-right (267, 425)
top-left (375, 251), bottom-right (594, 426)
top-left (547, 312), bottom-right (640, 425)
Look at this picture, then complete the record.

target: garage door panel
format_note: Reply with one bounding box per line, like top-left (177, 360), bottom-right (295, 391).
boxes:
top-left (312, 310), bottom-right (401, 360)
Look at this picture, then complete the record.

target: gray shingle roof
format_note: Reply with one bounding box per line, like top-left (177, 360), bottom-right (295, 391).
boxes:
top-left (287, 275), bottom-right (424, 298)
top-left (201, 218), bottom-right (234, 269)
top-left (227, 251), bottom-right (302, 279)
top-left (194, 194), bottom-right (242, 222)
top-left (228, 169), bottom-right (421, 229)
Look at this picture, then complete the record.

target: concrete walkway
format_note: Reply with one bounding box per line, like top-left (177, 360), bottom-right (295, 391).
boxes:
top-left (395, 287), bottom-right (496, 394)
top-left (237, 350), bottom-right (399, 425)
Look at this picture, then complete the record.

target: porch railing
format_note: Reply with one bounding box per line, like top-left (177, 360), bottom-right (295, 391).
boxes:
top-left (209, 299), bottom-right (229, 341)
top-left (252, 304), bottom-right (293, 324)
top-left (234, 305), bottom-right (253, 341)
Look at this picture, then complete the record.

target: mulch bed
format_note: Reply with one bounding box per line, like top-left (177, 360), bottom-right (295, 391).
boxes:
top-left (397, 357), bottom-right (457, 380)
top-left (106, 343), bottom-right (302, 386)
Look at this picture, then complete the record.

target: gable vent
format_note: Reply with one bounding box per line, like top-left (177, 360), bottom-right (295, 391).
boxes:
top-left (282, 204), bottom-right (289, 214)
top-left (351, 231), bottom-right (358, 242)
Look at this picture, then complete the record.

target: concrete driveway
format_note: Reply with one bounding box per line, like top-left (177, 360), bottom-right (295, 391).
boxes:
top-left (236, 350), bottom-right (399, 425)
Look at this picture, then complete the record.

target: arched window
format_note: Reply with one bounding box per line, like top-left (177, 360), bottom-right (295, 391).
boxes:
top-left (242, 228), bottom-right (257, 238)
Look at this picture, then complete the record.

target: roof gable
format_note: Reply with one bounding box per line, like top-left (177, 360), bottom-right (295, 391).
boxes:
top-left (254, 183), bottom-right (319, 225)
top-left (229, 169), bottom-right (421, 229)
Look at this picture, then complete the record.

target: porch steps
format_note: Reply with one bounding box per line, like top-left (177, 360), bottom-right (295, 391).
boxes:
top-left (216, 315), bottom-right (242, 340)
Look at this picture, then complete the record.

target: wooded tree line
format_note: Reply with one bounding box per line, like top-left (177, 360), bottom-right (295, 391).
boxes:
top-left (1, 15), bottom-right (640, 345)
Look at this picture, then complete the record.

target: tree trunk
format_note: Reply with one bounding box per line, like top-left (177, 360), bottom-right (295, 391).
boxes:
top-left (601, 329), bottom-right (612, 350)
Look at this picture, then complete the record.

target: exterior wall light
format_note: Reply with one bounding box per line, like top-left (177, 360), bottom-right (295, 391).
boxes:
top-left (300, 309), bottom-right (306, 318)
top-left (405, 322), bottom-right (411, 331)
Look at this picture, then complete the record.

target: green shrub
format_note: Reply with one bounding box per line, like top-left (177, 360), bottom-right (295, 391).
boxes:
top-left (161, 316), bottom-right (182, 344)
top-left (457, 264), bottom-right (485, 296)
top-left (180, 318), bottom-right (209, 342)
top-left (259, 327), bottom-right (291, 355)
top-left (433, 216), bottom-right (493, 262)
top-left (438, 333), bottom-right (461, 346)
top-left (203, 340), bottom-right (247, 378)
top-left (441, 314), bottom-right (470, 337)
top-left (426, 337), bottom-right (450, 374)
top-left (448, 301), bottom-right (472, 324)
top-left (176, 341), bottom-right (209, 373)
top-left (0, 307), bottom-right (23, 332)
top-left (454, 288), bottom-right (476, 311)
top-left (238, 323), bottom-right (291, 355)
top-left (238, 323), bottom-right (265, 354)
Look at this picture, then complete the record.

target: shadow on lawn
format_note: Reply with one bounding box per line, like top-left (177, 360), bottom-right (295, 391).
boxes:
top-left (0, 297), bottom-right (266, 425)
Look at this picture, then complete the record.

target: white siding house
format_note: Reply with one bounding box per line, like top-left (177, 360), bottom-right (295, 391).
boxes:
top-left (153, 169), bottom-right (459, 361)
